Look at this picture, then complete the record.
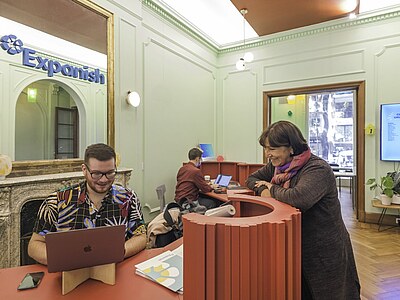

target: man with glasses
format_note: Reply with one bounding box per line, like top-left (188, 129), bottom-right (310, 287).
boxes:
top-left (28, 143), bottom-right (146, 265)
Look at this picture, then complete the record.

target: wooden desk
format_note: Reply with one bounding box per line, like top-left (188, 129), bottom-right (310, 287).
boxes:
top-left (0, 240), bottom-right (183, 300)
top-left (371, 199), bottom-right (400, 232)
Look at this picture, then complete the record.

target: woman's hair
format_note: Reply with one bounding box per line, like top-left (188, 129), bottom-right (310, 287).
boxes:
top-left (258, 121), bottom-right (309, 155)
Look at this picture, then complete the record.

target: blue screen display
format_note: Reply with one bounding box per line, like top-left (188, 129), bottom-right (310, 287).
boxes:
top-left (380, 103), bottom-right (400, 161)
top-left (199, 143), bottom-right (215, 158)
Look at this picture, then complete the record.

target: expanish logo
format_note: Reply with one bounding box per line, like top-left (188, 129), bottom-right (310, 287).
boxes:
top-left (0, 34), bottom-right (105, 84)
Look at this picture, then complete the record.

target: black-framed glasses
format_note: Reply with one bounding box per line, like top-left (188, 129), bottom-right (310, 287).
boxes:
top-left (84, 164), bottom-right (117, 180)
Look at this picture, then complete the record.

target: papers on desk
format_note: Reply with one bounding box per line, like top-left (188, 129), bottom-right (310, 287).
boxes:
top-left (135, 244), bottom-right (183, 294)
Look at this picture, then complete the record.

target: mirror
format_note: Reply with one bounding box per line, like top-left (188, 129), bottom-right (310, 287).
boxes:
top-left (0, 0), bottom-right (114, 176)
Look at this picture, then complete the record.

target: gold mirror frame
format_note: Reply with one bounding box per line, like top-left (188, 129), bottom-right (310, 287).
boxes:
top-left (10, 0), bottom-right (114, 177)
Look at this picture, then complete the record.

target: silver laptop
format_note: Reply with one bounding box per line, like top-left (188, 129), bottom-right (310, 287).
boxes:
top-left (45, 225), bottom-right (125, 273)
top-left (214, 174), bottom-right (232, 187)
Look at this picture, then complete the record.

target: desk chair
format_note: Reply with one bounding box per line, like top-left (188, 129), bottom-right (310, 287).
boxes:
top-left (156, 184), bottom-right (167, 211)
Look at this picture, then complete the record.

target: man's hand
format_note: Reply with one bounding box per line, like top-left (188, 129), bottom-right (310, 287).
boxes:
top-left (209, 183), bottom-right (220, 189)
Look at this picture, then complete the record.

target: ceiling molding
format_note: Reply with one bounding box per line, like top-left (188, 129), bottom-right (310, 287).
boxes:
top-left (220, 9), bottom-right (400, 55)
top-left (143, 1), bottom-right (400, 55)
top-left (142, 0), bottom-right (219, 52)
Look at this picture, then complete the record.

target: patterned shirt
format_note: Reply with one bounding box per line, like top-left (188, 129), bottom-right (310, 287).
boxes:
top-left (33, 181), bottom-right (146, 240)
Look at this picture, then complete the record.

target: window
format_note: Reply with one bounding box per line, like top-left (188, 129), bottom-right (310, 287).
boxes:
top-left (270, 89), bottom-right (355, 169)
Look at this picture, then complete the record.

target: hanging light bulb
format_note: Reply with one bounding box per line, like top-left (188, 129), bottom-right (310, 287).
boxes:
top-left (236, 8), bottom-right (254, 70)
top-left (236, 58), bottom-right (245, 71)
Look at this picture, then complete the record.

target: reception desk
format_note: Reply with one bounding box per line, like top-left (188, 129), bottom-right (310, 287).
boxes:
top-left (183, 192), bottom-right (302, 300)
top-left (198, 161), bottom-right (265, 186)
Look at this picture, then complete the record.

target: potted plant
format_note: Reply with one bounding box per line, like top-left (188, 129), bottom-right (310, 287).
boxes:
top-left (366, 174), bottom-right (394, 205)
top-left (390, 171), bottom-right (400, 204)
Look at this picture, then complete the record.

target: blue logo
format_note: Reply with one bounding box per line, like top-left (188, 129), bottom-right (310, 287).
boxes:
top-left (0, 34), bottom-right (105, 84)
top-left (0, 34), bottom-right (23, 55)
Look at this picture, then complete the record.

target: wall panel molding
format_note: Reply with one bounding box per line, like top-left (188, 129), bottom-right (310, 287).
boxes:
top-left (263, 50), bottom-right (365, 85)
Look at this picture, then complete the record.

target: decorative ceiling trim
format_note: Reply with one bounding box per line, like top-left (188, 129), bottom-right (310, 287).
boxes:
top-left (221, 9), bottom-right (400, 54)
top-left (143, 1), bottom-right (400, 55)
top-left (142, 0), bottom-right (219, 52)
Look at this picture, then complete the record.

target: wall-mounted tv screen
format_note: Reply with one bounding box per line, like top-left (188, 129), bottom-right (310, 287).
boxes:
top-left (198, 143), bottom-right (215, 161)
top-left (380, 103), bottom-right (400, 161)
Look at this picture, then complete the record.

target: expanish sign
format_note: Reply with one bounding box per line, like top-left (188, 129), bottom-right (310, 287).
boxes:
top-left (0, 34), bottom-right (105, 84)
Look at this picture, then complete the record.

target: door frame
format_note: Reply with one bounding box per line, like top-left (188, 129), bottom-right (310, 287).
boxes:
top-left (263, 81), bottom-right (365, 221)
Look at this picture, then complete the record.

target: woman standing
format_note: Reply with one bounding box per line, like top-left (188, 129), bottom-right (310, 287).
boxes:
top-left (246, 121), bottom-right (360, 299)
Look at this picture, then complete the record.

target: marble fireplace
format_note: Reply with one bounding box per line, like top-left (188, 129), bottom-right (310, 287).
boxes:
top-left (0, 168), bottom-right (132, 268)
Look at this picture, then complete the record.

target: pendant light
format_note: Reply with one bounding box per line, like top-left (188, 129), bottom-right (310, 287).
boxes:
top-left (236, 8), bottom-right (254, 70)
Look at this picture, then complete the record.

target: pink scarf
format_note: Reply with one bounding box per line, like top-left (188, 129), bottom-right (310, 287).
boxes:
top-left (271, 149), bottom-right (311, 188)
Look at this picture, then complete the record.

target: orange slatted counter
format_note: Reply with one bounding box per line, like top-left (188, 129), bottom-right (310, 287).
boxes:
top-left (183, 193), bottom-right (301, 300)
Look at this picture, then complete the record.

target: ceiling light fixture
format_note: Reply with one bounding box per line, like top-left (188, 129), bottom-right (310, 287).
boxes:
top-left (236, 8), bottom-right (254, 71)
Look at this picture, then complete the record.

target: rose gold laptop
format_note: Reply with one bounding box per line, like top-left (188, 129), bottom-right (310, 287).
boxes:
top-left (45, 225), bottom-right (125, 273)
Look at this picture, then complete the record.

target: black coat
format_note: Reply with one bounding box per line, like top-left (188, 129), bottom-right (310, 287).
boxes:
top-left (247, 154), bottom-right (360, 299)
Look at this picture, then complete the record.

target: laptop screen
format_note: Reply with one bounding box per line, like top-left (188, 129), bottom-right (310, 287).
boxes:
top-left (215, 174), bottom-right (232, 187)
top-left (45, 225), bottom-right (125, 272)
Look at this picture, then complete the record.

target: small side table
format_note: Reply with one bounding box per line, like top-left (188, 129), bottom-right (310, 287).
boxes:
top-left (371, 199), bottom-right (400, 231)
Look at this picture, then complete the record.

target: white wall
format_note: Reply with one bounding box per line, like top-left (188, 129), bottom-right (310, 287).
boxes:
top-left (100, 0), bottom-right (218, 220)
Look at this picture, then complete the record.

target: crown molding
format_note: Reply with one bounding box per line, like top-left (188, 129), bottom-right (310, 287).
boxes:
top-left (142, 0), bottom-right (219, 52)
top-left (143, 1), bottom-right (400, 55)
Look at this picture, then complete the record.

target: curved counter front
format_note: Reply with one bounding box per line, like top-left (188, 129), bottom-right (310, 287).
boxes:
top-left (182, 194), bottom-right (301, 300)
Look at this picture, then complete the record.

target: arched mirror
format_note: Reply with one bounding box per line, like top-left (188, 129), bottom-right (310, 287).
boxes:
top-left (0, 0), bottom-right (114, 176)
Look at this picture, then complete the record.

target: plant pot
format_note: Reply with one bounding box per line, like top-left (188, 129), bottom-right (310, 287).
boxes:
top-left (392, 194), bottom-right (400, 205)
top-left (380, 194), bottom-right (392, 205)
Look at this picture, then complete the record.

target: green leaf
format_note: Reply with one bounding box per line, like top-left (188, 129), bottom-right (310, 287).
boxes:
top-left (383, 188), bottom-right (394, 198)
top-left (382, 176), bottom-right (394, 189)
top-left (366, 178), bottom-right (376, 185)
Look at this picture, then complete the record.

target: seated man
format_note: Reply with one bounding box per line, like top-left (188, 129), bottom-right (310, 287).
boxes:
top-left (174, 147), bottom-right (219, 212)
top-left (28, 143), bottom-right (146, 265)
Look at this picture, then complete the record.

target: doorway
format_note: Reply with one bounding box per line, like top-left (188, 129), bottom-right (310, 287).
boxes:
top-left (15, 81), bottom-right (80, 160)
top-left (263, 81), bottom-right (365, 221)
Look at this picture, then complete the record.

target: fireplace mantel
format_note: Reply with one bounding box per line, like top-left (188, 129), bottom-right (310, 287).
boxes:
top-left (0, 168), bottom-right (132, 268)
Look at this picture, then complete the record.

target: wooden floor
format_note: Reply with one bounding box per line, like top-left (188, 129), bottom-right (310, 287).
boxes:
top-left (340, 188), bottom-right (400, 300)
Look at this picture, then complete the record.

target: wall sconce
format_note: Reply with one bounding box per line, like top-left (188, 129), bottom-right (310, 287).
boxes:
top-left (126, 91), bottom-right (140, 107)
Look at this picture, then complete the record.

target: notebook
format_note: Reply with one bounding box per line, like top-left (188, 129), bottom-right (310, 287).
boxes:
top-left (214, 174), bottom-right (232, 187)
top-left (45, 225), bottom-right (125, 273)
